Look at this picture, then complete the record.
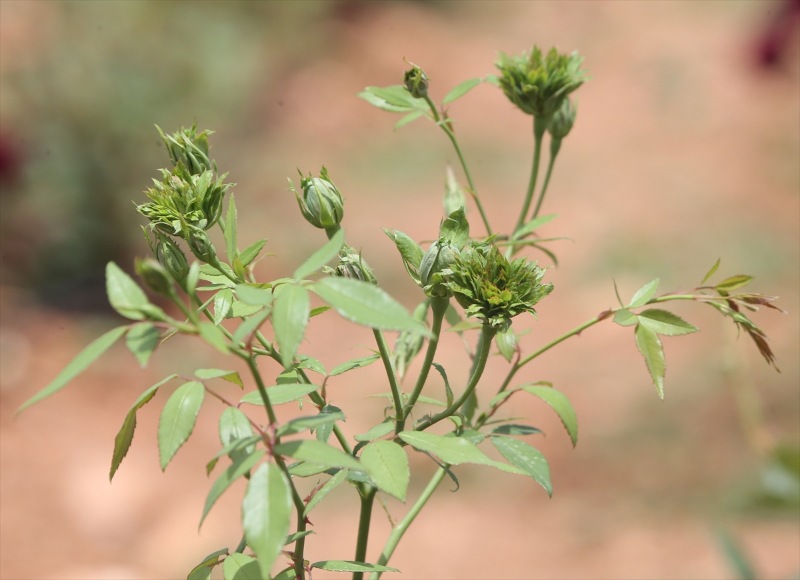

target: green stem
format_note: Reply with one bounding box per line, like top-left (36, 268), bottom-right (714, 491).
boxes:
top-left (235, 534), bottom-right (247, 554)
top-left (531, 137), bottom-right (561, 220)
top-left (373, 328), bottom-right (404, 432)
top-left (513, 115), bottom-right (550, 235)
top-left (353, 485), bottom-right (377, 580)
top-left (424, 95), bottom-right (493, 237)
top-left (243, 355), bottom-right (278, 427)
top-left (415, 324), bottom-right (496, 431)
top-left (369, 465), bottom-right (448, 580)
top-left (399, 296), bottom-right (449, 432)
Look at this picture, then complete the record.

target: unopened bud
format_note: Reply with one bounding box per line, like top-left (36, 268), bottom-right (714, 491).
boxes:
top-left (135, 257), bottom-right (174, 296)
top-left (403, 64), bottom-right (429, 99)
top-left (155, 233), bottom-right (189, 282)
top-left (187, 228), bottom-right (217, 263)
top-left (290, 167), bottom-right (344, 230)
top-left (419, 239), bottom-right (458, 298)
top-left (327, 246), bottom-right (378, 285)
top-left (548, 98), bottom-right (577, 140)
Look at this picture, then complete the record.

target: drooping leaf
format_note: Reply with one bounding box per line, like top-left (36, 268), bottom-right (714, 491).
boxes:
top-left (234, 284), bottom-right (274, 306)
top-left (313, 277), bottom-right (431, 336)
top-left (274, 440), bottom-right (361, 470)
top-left (126, 322), bottom-right (159, 367)
top-left (701, 258), bottom-right (720, 285)
top-left (17, 325), bottom-right (129, 414)
top-left (329, 353), bottom-right (381, 376)
top-left (273, 284), bottom-right (310, 369)
top-left (635, 322), bottom-right (666, 399)
top-left (315, 405), bottom-right (344, 443)
top-left (442, 78), bottom-right (482, 105)
top-left (276, 411), bottom-right (346, 437)
top-left (110, 374), bottom-right (178, 481)
top-left (187, 548), bottom-right (229, 580)
top-left (491, 437), bottom-right (552, 496)
top-left (304, 468), bottom-right (348, 515)
top-left (213, 288), bottom-right (234, 324)
top-left (225, 194), bottom-right (238, 264)
top-left (638, 309), bottom-right (699, 336)
top-left (231, 309), bottom-right (270, 345)
top-left (242, 463), bottom-right (293, 579)
top-left (439, 205), bottom-right (470, 249)
top-left (158, 381), bottom-right (205, 470)
top-left (106, 262), bottom-right (151, 320)
top-left (239, 239), bottom-right (268, 267)
top-left (613, 309), bottom-right (638, 327)
top-left (716, 275), bottom-right (755, 293)
top-left (240, 383), bottom-right (320, 406)
top-left (520, 385), bottom-right (578, 447)
top-left (361, 441), bottom-right (410, 502)
top-left (431, 362), bottom-right (454, 407)
top-left (222, 552), bottom-right (260, 580)
top-left (311, 561), bottom-right (400, 573)
top-left (495, 327), bottom-right (517, 362)
top-left (293, 228), bottom-right (345, 280)
top-left (195, 368), bottom-right (244, 388)
top-left (198, 322), bottom-right (229, 354)
top-left (200, 449), bottom-right (266, 528)
top-left (629, 278), bottom-right (659, 308)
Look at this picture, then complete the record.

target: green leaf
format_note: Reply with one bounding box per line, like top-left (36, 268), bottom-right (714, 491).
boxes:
top-left (284, 530), bottom-right (315, 545)
top-left (394, 110), bottom-right (422, 130)
top-left (431, 362), bottom-right (454, 407)
top-left (613, 309), bottom-right (638, 327)
top-left (491, 437), bottom-right (552, 496)
top-left (273, 284), bottom-right (310, 369)
top-left (511, 214), bottom-right (558, 240)
top-left (361, 441), bottom-right (410, 502)
top-left (126, 322), bottom-right (159, 367)
top-left (520, 385), bottom-right (578, 447)
top-left (296, 354), bottom-right (326, 375)
top-left (106, 262), bottom-right (150, 320)
top-left (225, 194), bottom-right (238, 264)
top-left (358, 85), bottom-right (426, 113)
top-left (277, 411), bottom-right (346, 437)
top-left (198, 322), bottom-right (229, 354)
top-left (495, 327), bottom-right (517, 362)
top-left (240, 239), bottom-right (268, 267)
top-left (201, 449), bottom-right (266, 528)
top-left (310, 305), bottom-right (331, 317)
top-left (439, 205), bottom-right (470, 249)
top-left (490, 424), bottom-right (544, 436)
top-left (701, 258), bottom-right (720, 285)
top-left (196, 368), bottom-right (244, 388)
top-left (442, 78), bottom-right (482, 105)
top-left (293, 228), bottom-right (346, 280)
top-left (187, 261), bottom-right (201, 296)
top-left (240, 383), bottom-right (320, 406)
top-left (446, 320), bottom-right (483, 332)
top-left (231, 309), bottom-right (270, 345)
top-left (222, 552), bottom-right (260, 580)
top-left (206, 435), bottom-right (262, 475)
top-left (638, 309), bottom-right (699, 336)
top-left (629, 278), bottom-right (659, 308)
top-left (232, 257), bottom-right (247, 282)
top-left (329, 353), bottom-right (381, 376)
top-left (716, 275), bottom-right (755, 293)
top-left (274, 439), bottom-right (362, 470)
top-left (634, 323), bottom-right (666, 399)
top-left (242, 463), bottom-right (293, 580)
top-left (313, 277), bottom-right (431, 336)
top-left (272, 568), bottom-right (297, 580)
top-left (158, 381), bottom-right (205, 470)
top-left (213, 288), bottom-right (234, 324)
top-left (315, 405), bottom-right (343, 443)
top-left (311, 561), bottom-right (399, 573)
top-left (287, 461), bottom-right (330, 478)
top-left (235, 284), bottom-right (274, 306)
top-left (187, 548), bottom-right (229, 580)
top-left (17, 325), bottom-right (129, 414)
top-left (382, 228), bottom-right (424, 271)
top-left (399, 431), bottom-right (494, 466)
top-left (218, 407), bottom-right (254, 465)
top-left (354, 421), bottom-right (394, 442)
top-left (110, 374), bottom-right (178, 481)
top-left (304, 468), bottom-right (348, 515)
top-left (231, 300), bottom-right (265, 319)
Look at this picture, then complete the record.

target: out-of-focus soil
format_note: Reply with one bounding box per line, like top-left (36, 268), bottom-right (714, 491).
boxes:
top-left (1, 2), bottom-right (798, 579)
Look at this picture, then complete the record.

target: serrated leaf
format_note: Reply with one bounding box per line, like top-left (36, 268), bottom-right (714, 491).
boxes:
top-left (274, 440), bottom-right (361, 470)
top-left (439, 205), bottom-right (470, 249)
top-left (329, 353), bottom-right (381, 376)
top-left (277, 411), bottom-right (345, 437)
top-left (198, 322), bottom-right (229, 354)
top-left (232, 257), bottom-right (247, 282)
top-left (284, 530), bottom-right (315, 545)
top-left (287, 461), bottom-right (330, 478)
top-left (629, 278), bottom-right (659, 308)
top-left (431, 362), bottom-right (454, 407)
top-left (313, 277), bottom-right (431, 336)
top-left (511, 214), bottom-right (558, 241)
top-left (293, 228), bottom-right (346, 280)
top-left (273, 284), bottom-right (310, 369)
top-left (394, 110), bottom-right (422, 130)
top-left (304, 468), bottom-right (348, 516)
top-left (225, 194), bottom-right (238, 264)
top-left (231, 309), bottom-right (270, 345)
top-left (716, 275), bottom-right (755, 292)
top-left (240, 383), bottom-right (319, 406)
top-left (361, 441), bottom-right (409, 502)
top-left (311, 561), bottom-right (400, 573)
top-left (635, 323), bottom-right (666, 399)
top-left (613, 309), bottom-right (639, 327)
top-left (17, 325), bottom-right (129, 414)
top-left (442, 78), bottom-right (482, 105)
top-left (315, 405), bottom-right (343, 444)
top-left (638, 309), bottom-right (699, 336)
top-left (158, 381), bottom-right (205, 470)
top-left (272, 568), bottom-right (297, 580)
top-left (196, 368), bottom-right (244, 388)
top-left (213, 288), bottom-right (234, 324)
top-left (242, 463), bottom-right (292, 579)
top-left (490, 424), bottom-right (544, 436)
top-left (240, 239), bottom-right (268, 267)
top-left (701, 258), bottom-right (720, 285)
top-left (231, 300), bottom-right (265, 318)
top-left (354, 421), bottom-right (394, 442)
top-left (491, 437), bottom-right (552, 496)
top-left (520, 385), bottom-right (578, 447)
top-left (296, 354), bottom-right (326, 375)
top-left (495, 327), bottom-right (517, 362)
top-left (222, 552), bottom-right (260, 580)
top-left (187, 547), bottom-right (228, 580)
top-left (126, 322), bottom-right (159, 367)
top-left (235, 284), bottom-right (274, 306)
top-left (110, 374), bottom-right (178, 481)
top-left (218, 407), bottom-right (254, 466)
top-left (206, 435), bottom-right (262, 475)
top-left (106, 262), bottom-right (151, 320)
top-left (399, 431), bottom-right (494, 466)
top-left (201, 449), bottom-right (265, 528)
top-left (447, 429), bottom-right (484, 445)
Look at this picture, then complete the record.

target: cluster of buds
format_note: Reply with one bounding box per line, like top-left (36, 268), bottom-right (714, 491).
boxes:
top-left (495, 46), bottom-right (586, 119)
top-left (324, 244), bottom-right (378, 285)
top-left (289, 167), bottom-right (345, 232)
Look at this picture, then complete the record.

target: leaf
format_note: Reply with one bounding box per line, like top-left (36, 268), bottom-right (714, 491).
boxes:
top-left (431, 362), bottom-right (454, 407)
top-left (231, 309), bottom-right (271, 345)
top-left (442, 78), bottom-right (482, 105)
top-left (354, 421), bottom-right (394, 442)
top-left (186, 261), bottom-right (201, 296)
top-left (382, 229), bottom-right (424, 271)
top-left (222, 552), bottom-right (260, 580)
top-left (358, 85), bottom-right (426, 113)
top-left (629, 278), bottom-right (659, 308)
top-left (613, 309), bottom-right (638, 327)
top-left (273, 284), bottom-right (310, 369)
top-left (126, 322), bottom-right (159, 367)
top-left (520, 385), bottom-right (578, 447)
top-left (277, 411), bottom-right (346, 437)
top-left (329, 353), bottom-right (381, 376)
top-left (399, 431), bottom-right (494, 466)
top-left (110, 374), bottom-right (178, 481)
top-left (206, 435), bottom-right (262, 475)
top-left (495, 327), bottom-right (517, 362)
top-left (394, 110), bottom-right (422, 130)
top-left (240, 239), bottom-right (268, 267)
top-left (311, 561), bottom-right (400, 573)
top-left (158, 381), bottom-right (205, 470)
top-left (284, 530), bottom-right (315, 545)
top-left (638, 309), bottom-right (699, 336)
top-left (235, 284), bottom-right (274, 306)
top-left (490, 424), bottom-right (544, 436)
top-left (240, 383), bottom-right (320, 406)
top-left (242, 463), bottom-right (293, 579)
top-left (361, 441), bottom-right (410, 502)
top-left (287, 461), bottom-right (330, 478)
top-left (701, 258), bottom-right (721, 285)
top-left (225, 194), bottom-right (238, 264)
top-left (313, 277), bottom-right (431, 336)
top-left (304, 468), bottom-right (348, 515)
top-left (196, 368), bottom-right (244, 388)
top-left (511, 214), bottom-right (558, 240)
top-left (635, 323), bottom-right (666, 399)
top-left (106, 262), bottom-right (150, 320)
top-left (315, 405), bottom-right (343, 444)
top-left (716, 275), bottom-right (755, 293)
top-left (232, 257), bottom-right (247, 282)
top-left (231, 300), bottom-right (264, 319)
top-left (310, 305), bottom-right (331, 317)
top-left (296, 354), bottom-right (326, 375)
top-left (201, 449), bottom-right (266, 528)
top-left (293, 228), bottom-right (346, 280)
top-left (187, 548), bottom-right (228, 580)
top-left (17, 325), bottom-right (129, 414)
top-left (446, 320), bottom-right (483, 332)
top-left (491, 437), bottom-right (552, 496)
top-left (272, 568), bottom-right (297, 580)
top-left (439, 205), bottom-right (470, 249)
top-left (274, 440), bottom-right (362, 470)
top-left (218, 407), bottom-right (254, 466)
top-left (212, 288), bottom-right (234, 324)
top-left (198, 322), bottom-right (229, 354)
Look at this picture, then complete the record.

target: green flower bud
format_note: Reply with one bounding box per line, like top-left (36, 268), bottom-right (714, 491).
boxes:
top-left (155, 233), bottom-right (189, 282)
top-left (135, 257), bottom-right (174, 297)
top-left (419, 239), bottom-right (458, 298)
top-left (403, 64), bottom-right (429, 99)
top-left (495, 46), bottom-right (587, 119)
top-left (187, 227), bottom-right (217, 263)
top-left (326, 245), bottom-right (378, 284)
top-left (290, 167), bottom-right (344, 230)
top-left (548, 98), bottom-right (577, 139)
top-left (156, 122), bottom-right (214, 176)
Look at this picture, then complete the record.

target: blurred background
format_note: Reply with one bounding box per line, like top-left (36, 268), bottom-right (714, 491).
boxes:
top-left (1, 1), bottom-right (798, 579)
